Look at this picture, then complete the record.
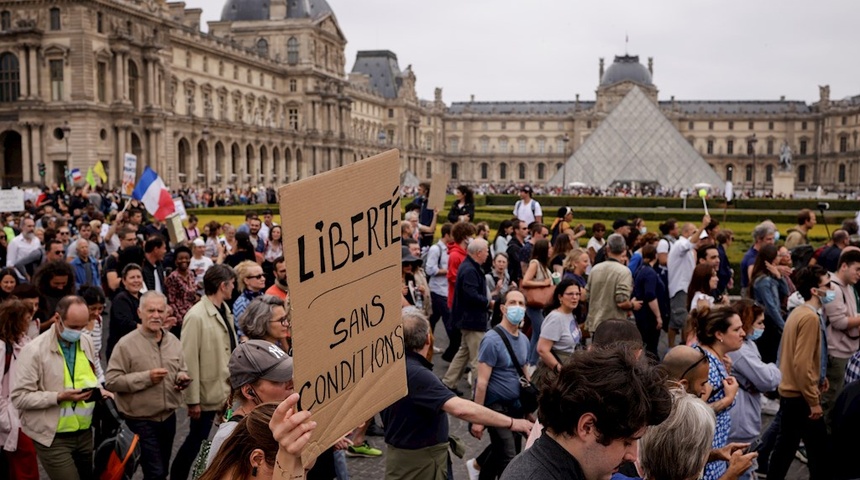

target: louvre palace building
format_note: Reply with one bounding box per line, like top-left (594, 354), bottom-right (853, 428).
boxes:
top-left (0, 0), bottom-right (857, 192)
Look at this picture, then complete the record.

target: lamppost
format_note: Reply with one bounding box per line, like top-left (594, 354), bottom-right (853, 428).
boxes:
top-left (377, 130), bottom-right (387, 146)
top-left (749, 134), bottom-right (758, 194)
top-left (62, 121), bottom-right (71, 186)
top-left (562, 133), bottom-right (570, 195)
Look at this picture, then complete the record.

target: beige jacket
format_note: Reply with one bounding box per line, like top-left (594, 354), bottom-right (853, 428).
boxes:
top-left (10, 325), bottom-right (98, 447)
top-left (105, 327), bottom-right (187, 422)
top-left (181, 296), bottom-right (237, 411)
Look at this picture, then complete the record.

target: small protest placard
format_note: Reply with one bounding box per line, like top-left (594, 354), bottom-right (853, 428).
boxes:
top-left (279, 149), bottom-right (407, 466)
top-left (172, 197), bottom-right (188, 220)
top-left (427, 172), bottom-right (448, 211)
top-left (121, 153), bottom-right (137, 198)
top-left (0, 189), bottom-right (25, 212)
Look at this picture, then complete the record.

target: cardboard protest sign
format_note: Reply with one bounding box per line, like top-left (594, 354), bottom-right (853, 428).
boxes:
top-left (278, 149), bottom-right (407, 466)
top-left (172, 197), bottom-right (188, 220)
top-left (166, 214), bottom-right (186, 245)
top-left (120, 153), bottom-right (137, 198)
top-left (427, 172), bottom-right (448, 211)
top-left (0, 189), bottom-right (24, 212)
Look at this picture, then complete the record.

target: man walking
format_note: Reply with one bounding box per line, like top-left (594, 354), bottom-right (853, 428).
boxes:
top-left (105, 291), bottom-right (190, 480)
top-left (171, 265), bottom-right (238, 480)
top-left (784, 209), bottom-right (817, 250)
top-left (513, 186), bottom-right (542, 225)
top-left (442, 238), bottom-right (491, 395)
top-left (585, 234), bottom-right (641, 335)
top-left (667, 216), bottom-right (710, 347)
top-left (821, 249), bottom-right (860, 420)
top-left (11, 296), bottom-right (105, 480)
top-left (382, 307), bottom-right (532, 480)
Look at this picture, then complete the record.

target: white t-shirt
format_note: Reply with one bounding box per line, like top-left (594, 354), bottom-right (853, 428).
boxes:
top-left (189, 255), bottom-right (214, 288)
top-left (656, 238), bottom-right (672, 255)
top-left (513, 199), bottom-right (542, 224)
top-left (690, 292), bottom-right (715, 312)
top-left (586, 236), bottom-right (605, 254)
top-left (667, 236), bottom-right (695, 296)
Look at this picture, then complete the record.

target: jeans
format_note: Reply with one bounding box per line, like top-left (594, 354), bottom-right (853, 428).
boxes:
top-left (33, 429), bottom-right (93, 480)
top-left (333, 449), bottom-right (349, 480)
top-left (170, 410), bottom-right (216, 480)
top-left (756, 408), bottom-right (781, 473)
top-left (526, 306), bottom-right (544, 366)
top-left (478, 403), bottom-right (522, 479)
top-left (127, 414), bottom-right (177, 480)
top-left (767, 396), bottom-right (831, 480)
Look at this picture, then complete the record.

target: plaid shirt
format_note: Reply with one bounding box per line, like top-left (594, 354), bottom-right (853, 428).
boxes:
top-left (845, 350), bottom-right (860, 385)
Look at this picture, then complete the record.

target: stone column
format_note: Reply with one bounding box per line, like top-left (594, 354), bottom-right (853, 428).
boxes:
top-left (19, 123), bottom-right (31, 181)
top-left (31, 123), bottom-right (42, 183)
top-left (17, 46), bottom-right (29, 98)
top-left (28, 46), bottom-right (38, 99)
top-left (114, 53), bottom-right (123, 102)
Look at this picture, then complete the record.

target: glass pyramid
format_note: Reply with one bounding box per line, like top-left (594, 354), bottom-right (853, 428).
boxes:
top-left (548, 87), bottom-right (724, 190)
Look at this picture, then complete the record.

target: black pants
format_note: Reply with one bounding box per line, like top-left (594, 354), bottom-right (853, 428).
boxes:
top-left (478, 404), bottom-right (522, 480)
top-left (429, 292), bottom-right (449, 336)
top-left (634, 315), bottom-right (660, 359)
top-left (170, 410), bottom-right (215, 480)
top-left (127, 414), bottom-right (176, 480)
top-left (767, 396), bottom-right (831, 480)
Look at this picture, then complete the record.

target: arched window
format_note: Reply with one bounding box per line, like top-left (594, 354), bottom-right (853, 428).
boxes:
top-left (256, 38), bottom-right (269, 57)
top-left (518, 162), bottom-right (526, 180)
top-left (287, 37), bottom-right (299, 65)
top-left (839, 164), bottom-right (846, 183)
top-left (765, 165), bottom-right (773, 183)
top-left (499, 163), bottom-right (507, 180)
top-left (128, 60), bottom-right (139, 108)
top-left (480, 162), bottom-right (488, 180)
top-left (725, 165), bottom-right (734, 182)
top-left (0, 53), bottom-right (19, 103)
top-left (451, 162), bottom-right (459, 180)
top-left (537, 163), bottom-right (545, 180)
top-left (798, 165), bottom-right (807, 183)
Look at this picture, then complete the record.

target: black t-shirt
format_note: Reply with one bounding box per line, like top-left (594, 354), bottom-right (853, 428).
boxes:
top-left (381, 351), bottom-right (456, 449)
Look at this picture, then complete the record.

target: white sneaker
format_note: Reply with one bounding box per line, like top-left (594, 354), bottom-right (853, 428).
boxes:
top-left (760, 397), bottom-right (779, 416)
top-left (465, 458), bottom-right (480, 480)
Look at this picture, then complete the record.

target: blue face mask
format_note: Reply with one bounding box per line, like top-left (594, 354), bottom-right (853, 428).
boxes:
top-left (59, 327), bottom-right (81, 343)
top-left (749, 328), bottom-right (764, 341)
top-left (821, 290), bottom-right (836, 304)
top-left (774, 231), bottom-right (781, 242)
top-left (506, 306), bottom-right (526, 326)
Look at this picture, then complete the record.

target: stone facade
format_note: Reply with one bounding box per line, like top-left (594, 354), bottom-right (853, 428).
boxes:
top-left (0, 0), bottom-right (856, 193)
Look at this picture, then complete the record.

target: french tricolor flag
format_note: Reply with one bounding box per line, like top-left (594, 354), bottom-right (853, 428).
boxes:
top-left (132, 167), bottom-right (175, 221)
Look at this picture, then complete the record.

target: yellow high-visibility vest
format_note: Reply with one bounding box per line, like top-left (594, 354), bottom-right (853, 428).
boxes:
top-left (56, 341), bottom-right (98, 433)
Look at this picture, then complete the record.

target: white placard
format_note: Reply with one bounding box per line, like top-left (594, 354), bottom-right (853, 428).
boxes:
top-left (0, 189), bottom-right (25, 212)
top-left (173, 197), bottom-right (187, 221)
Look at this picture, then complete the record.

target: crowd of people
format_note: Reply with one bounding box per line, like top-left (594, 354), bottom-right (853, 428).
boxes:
top-left (0, 180), bottom-right (858, 480)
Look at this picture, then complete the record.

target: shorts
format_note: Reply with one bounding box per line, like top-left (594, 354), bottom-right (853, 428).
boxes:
top-left (669, 291), bottom-right (688, 331)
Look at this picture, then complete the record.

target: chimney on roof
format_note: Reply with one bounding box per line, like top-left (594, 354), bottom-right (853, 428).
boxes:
top-left (599, 58), bottom-right (605, 82)
top-left (780, 95), bottom-right (785, 101)
top-left (471, 94), bottom-right (475, 103)
top-left (648, 57), bottom-right (653, 76)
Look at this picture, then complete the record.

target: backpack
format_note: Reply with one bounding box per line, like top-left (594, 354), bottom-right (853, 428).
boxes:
top-left (514, 200), bottom-right (537, 220)
top-left (93, 399), bottom-right (141, 480)
top-left (422, 243), bottom-right (445, 279)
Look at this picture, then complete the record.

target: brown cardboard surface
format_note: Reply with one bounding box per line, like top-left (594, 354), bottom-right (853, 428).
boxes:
top-left (427, 172), bottom-right (448, 211)
top-left (166, 214), bottom-right (186, 244)
top-left (278, 149), bottom-right (407, 466)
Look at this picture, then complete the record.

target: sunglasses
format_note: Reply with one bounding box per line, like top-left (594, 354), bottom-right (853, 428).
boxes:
top-left (680, 345), bottom-right (709, 380)
top-left (246, 274), bottom-right (265, 280)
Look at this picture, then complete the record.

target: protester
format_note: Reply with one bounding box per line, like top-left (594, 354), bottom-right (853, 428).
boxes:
top-left (501, 346), bottom-right (672, 480)
top-left (471, 290), bottom-right (532, 477)
top-left (593, 219), bottom-right (630, 265)
top-left (239, 295), bottom-right (290, 349)
top-left (668, 216), bottom-right (710, 349)
top-left (512, 186), bottom-right (541, 225)
top-left (585, 222), bottom-right (606, 266)
top-left (0, 300), bottom-right (38, 480)
top-left (561, 247), bottom-right (588, 288)
top-left (493, 220), bottom-right (514, 258)
top-left (821, 248), bottom-right (860, 420)
top-left (12, 296), bottom-right (108, 480)
top-left (584, 234), bottom-right (640, 335)
top-left (442, 238), bottom-right (491, 396)
top-left (632, 244), bottom-right (667, 357)
top-left (726, 300), bottom-right (780, 480)
top-left (32, 260), bottom-right (75, 332)
top-left (205, 339), bottom-right (293, 468)
top-left (486, 252), bottom-right (514, 327)
top-left (505, 220), bottom-right (527, 286)
top-left (425, 223), bottom-right (452, 339)
top-left (224, 231), bottom-right (257, 267)
top-left (264, 256), bottom-right (289, 301)
top-left (533, 279), bottom-right (582, 389)
top-left (691, 305), bottom-right (744, 480)
top-left (106, 263), bottom-right (144, 359)
top-left (627, 232), bottom-right (659, 274)
top-left (443, 222), bottom-right (476, 362)
top-left (173, 264), bottom-right (238, 480)
top-left (233, 260), bottom-right (266, 342)
top-left (5, 217), bottom-right (40, 268)
top-left (715, 230), bottom-right (734, 295)
top-left (688, 263), bottom-right (719, 312)
top-left (767, 265), bottom-right (833, 479)
top-left (662, 345), bottom-right (711, 397)
top-left (141, 236), bottom-right (167, 294)
top-left (521, 238), bottom-right (552, 365)
top-left (750, 244), bottom-right (788, 364)
top-left (448, 185), bottom-right (475, 223)
top-left (382, 307), bottom-right (532, 480)
top-left (105, 291), bottom-right (190, 480)
top-left (549, 233), bottom-right (574, 274)
top-left (740, 222), bottom-right (777, 295)
top-left (78, 286), bottom-right (106, 382)
top-left (0, 267), bottom-right (18, 302)
top-left (784, 209), bottom-right (817, 250)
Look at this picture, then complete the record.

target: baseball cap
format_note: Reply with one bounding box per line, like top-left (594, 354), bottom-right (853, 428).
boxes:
top-left (612, 219), bottom-right (630, 230)
top-left (192, 238), bottom-right (205, 247)
top-left (520, 185), bottom-right (534, 194)
top-left (229, 340), bottom-right (293, 389)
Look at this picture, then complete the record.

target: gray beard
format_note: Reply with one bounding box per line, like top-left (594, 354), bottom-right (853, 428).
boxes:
top-left (24, 232), bottom-right (35, 241)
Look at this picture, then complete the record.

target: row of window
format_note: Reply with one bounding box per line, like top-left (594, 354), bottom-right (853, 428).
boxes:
top-left (448, 120), bottom-right (577, 131)
top-left (0, 8), bottom-right (63, 31)
top-left (691, 120), bottom-right (783, 131)
top-left (724, 163), bottom-right (850, 184)
top-left (445, 161), bottom-right (563, 181)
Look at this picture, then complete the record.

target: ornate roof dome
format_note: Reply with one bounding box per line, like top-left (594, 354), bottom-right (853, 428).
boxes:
top-left (600, 55), bottom-right (653, 87)
top-left (220, 0), bottom-right (333, 22)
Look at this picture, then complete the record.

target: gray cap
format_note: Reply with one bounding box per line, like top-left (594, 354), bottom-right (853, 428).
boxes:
top-left (228, 340), bottom-right (293, 389)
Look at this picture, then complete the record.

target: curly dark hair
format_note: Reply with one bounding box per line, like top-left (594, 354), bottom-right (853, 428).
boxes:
top-left (32, 260), bottom-right (75, 297)
top-left (538, 345), bottom-right (671, 444)
top-left (0, 299), bottom-right (33, 344)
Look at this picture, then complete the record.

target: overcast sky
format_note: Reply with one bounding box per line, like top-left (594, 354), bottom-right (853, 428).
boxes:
top-left (184, 0), bottom-right (860, 105)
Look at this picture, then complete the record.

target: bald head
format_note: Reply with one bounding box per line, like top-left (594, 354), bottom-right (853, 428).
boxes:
top-left (663, 346), bottom-right (705, 380)
top-left (680, 223), bottom-right (696, 238)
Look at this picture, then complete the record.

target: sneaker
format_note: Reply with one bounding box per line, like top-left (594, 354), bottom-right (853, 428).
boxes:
top-left (347, 441), bottom-right (382, 458)
top-left (465, 458), bottom-right (480, 480)
top-left (795, 446), bottom-right (808, 464)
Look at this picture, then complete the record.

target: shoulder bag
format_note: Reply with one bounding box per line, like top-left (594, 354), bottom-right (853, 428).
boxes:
top-left (493, 326), bottom-right (539, 413)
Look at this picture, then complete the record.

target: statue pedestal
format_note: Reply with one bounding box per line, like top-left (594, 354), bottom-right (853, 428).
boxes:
top-left (773, 171), bottom-right (796, 197)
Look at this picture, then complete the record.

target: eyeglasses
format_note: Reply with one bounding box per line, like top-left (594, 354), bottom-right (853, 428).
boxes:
top-left (59, 231), bottom-right (70, 235)
top-left (270, 314), bottom-right (291, 327)
top-left (679, 345), bottom-right (709, 381)
top-left (246, 274), bottom-right (265, 280)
